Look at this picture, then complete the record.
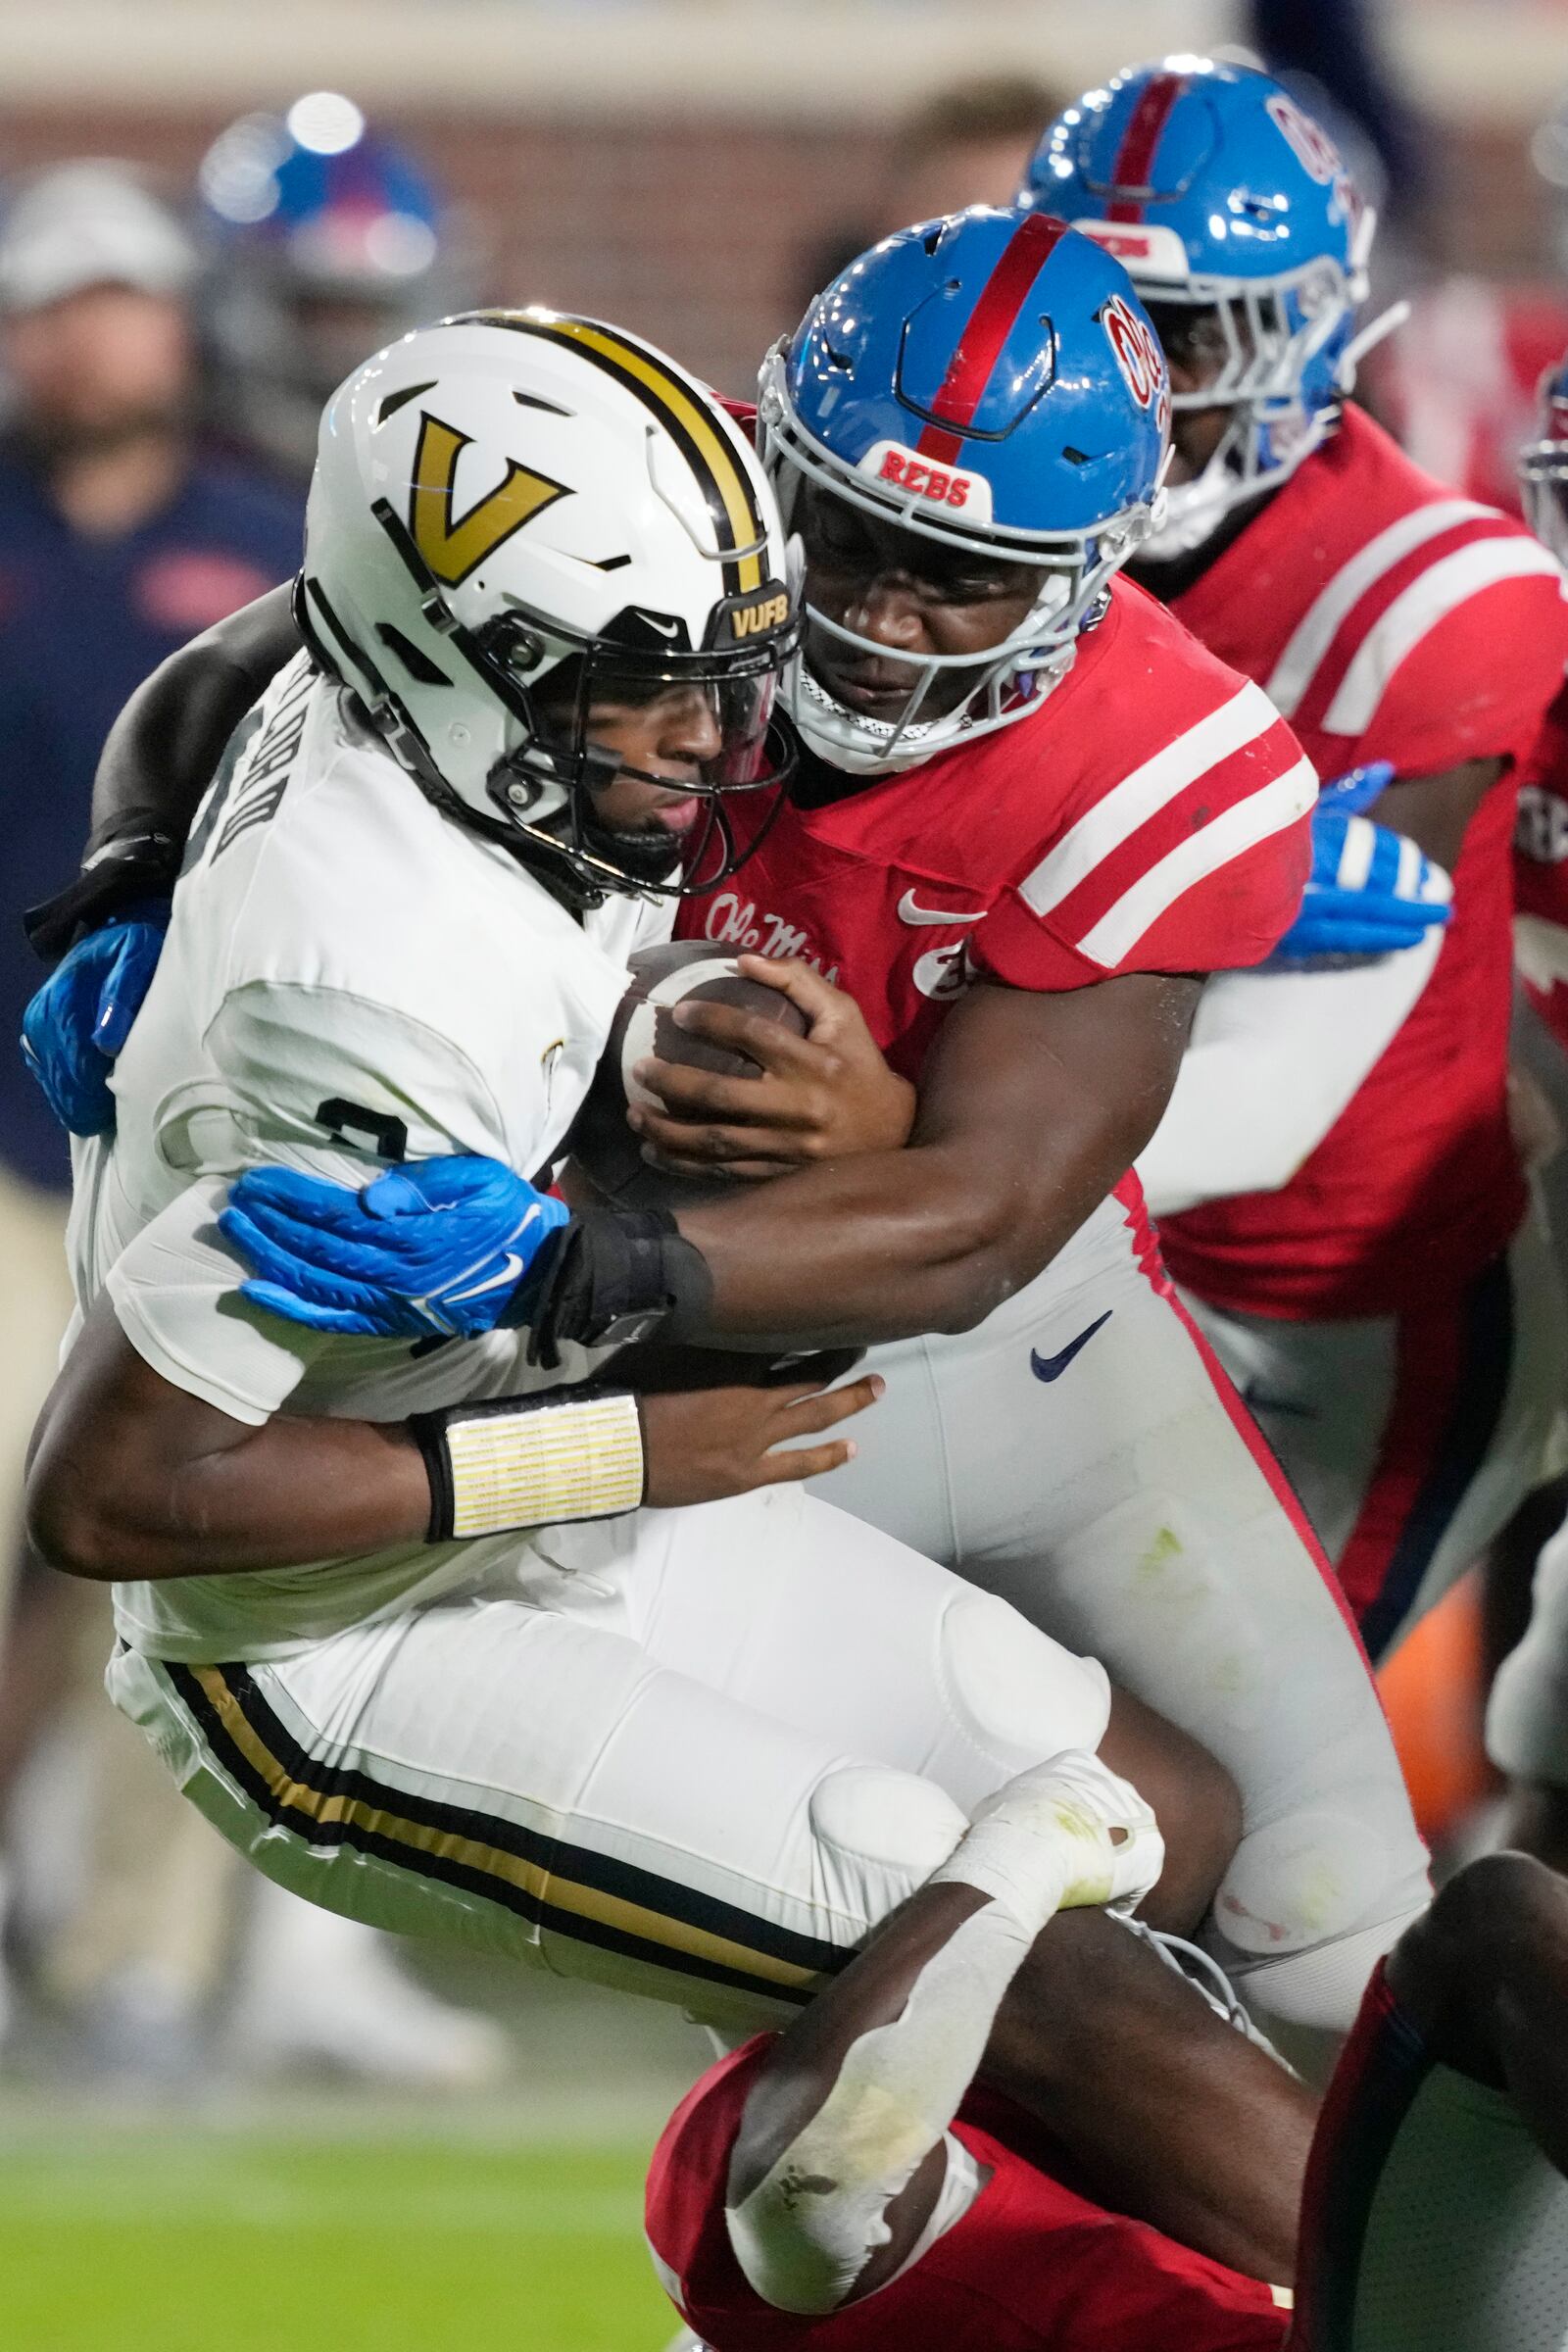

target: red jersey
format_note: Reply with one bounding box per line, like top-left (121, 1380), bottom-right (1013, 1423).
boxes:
top-left (1156, 404), bottom-right (1568, 1319)
top-left (677, 577), bottom-right (1314, 1085)
top-left (645, 2034), bottom-right (1289, 2352)
top-left (1514, 679), bottom-right (1568, 1054)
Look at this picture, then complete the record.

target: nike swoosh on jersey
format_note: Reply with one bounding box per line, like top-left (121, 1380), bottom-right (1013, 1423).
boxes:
top-left (1030, 1309), bottom-right (1113, 1383)
top-left (447, 1251), bottom-right (527, 1304)
top-left (898, 890), bottom-right (986, 927)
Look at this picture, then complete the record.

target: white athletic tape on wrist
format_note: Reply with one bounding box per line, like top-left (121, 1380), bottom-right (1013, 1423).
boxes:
top-left (727, 1898), bottom-right (1033, 2314)
top-left (928, 1748), bottom-right (1164, 1937)
top-left (415, 1389), bottom-right (645, 1540)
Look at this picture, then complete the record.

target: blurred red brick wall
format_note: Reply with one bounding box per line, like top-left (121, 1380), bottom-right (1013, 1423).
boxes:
top-left (0, 105), bottom-right (898, 398)
top-left (0, 104), bottom-right (1551, 398)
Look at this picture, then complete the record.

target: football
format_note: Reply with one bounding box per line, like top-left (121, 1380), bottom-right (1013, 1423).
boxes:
top-left (567, 940), bottom-right (809, 1203)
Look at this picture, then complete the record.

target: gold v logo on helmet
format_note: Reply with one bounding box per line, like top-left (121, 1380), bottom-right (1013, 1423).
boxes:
top-left (409, 413), bottom-right (569, 587)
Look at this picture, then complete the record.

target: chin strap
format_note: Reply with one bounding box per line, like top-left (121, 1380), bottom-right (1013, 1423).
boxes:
top-left (1336, 299), bottom-right (1411, 390)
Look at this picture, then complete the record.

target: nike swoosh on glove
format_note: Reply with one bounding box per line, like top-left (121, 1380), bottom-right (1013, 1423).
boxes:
top-left (220, 1156), bottom-right (571, 1340)
top-left (20, 903), bottom-right (171, 1137)
top-left (1265, 808), bottom-right (1452, 968)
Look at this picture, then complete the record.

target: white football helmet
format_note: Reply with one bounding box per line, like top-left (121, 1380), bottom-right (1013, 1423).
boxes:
top-left (299, 309), bottom-right (799, 904)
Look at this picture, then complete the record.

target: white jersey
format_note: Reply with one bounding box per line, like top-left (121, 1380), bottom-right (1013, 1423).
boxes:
top-left (70, 654), bottom-right (668, 1663)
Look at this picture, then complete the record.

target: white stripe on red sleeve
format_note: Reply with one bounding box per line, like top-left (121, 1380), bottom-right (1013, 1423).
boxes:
top-left (1320, 539), bottom-right (1567, 737)
top-left (1264, 501), bottom-right (1495, 717)
top-left (1018, 678), bottom-right (1284, 920)
top-left (1076, 755), bottom-right (1317, 967)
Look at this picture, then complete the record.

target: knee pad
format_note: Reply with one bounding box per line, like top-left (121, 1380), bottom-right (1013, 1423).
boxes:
top-left (1212, 1806), bottom-right (1416, 1965)
top-left (808, 1764), bottom-right (966, 1928)
top-left (939, 1591), bottom-right (1112, 1771)
top-left (1205, 1800), bottom-right (1431, 2057)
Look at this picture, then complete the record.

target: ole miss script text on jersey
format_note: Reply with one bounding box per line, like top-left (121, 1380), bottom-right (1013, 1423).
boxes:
top-left (676, 578), bottom-right (1315, 1083)
top-left (645, 2034), bottom-right (1289, 2351)
top-left (1157, 403), bottom-right (1568, 1319)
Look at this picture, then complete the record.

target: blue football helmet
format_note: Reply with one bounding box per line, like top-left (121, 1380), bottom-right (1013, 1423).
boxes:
top-left (198, 93), bottom-right (464, 475)
top-left (1521, 351), bottom-right (1568, 565)
top-left (1026, 58), bottom-right (1393, 560)
top-left (760, 206), bottom-right (1169, 771)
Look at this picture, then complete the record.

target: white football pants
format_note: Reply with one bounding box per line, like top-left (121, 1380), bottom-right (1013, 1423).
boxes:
top-left (108, 1486), bottom-right (1111, 2034)
top-left (811, 1186), bottom-right (1432, 2048)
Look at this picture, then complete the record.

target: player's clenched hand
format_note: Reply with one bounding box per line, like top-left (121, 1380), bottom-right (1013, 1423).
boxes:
top-left (628, 956), bottom-right (916, 1179)
top-left (640, 1368), bottom-right (883, 1504)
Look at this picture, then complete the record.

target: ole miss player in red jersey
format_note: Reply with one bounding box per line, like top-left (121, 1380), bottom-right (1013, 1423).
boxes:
top-left (1037, 59), bottom-right (1568, 1667)
top-left (1511, 355), bottom-right (1568, 1055)
top-left (652, 211), bottom-right (1422, 2066)
top-left (23, 224), bottom-right (1429, 2065)
top-left (1485, 356), bottom-right (1568, 1884)
top-left (648, 1777), bottom-right (1568, 2352)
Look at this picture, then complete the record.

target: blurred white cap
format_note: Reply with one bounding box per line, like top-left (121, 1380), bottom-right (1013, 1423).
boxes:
top-left (0, 162), bottom-right (198, 315)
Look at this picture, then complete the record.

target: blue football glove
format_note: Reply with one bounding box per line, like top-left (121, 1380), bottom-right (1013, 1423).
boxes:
top-left (20, 903), bottom-right (171, 1137)
top-left (1314, 760), bottom-right (1395, 816)
top-left (1267, 808), bottom-right (1452, 968)
top-left (220, 1156), bottom-right (571, 1340)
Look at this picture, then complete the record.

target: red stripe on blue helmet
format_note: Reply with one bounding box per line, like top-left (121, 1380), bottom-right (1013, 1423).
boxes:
top-left (914, 212), bottom-right (1069, 466)
top-left (1104, 71), bottom-right (1188, 223)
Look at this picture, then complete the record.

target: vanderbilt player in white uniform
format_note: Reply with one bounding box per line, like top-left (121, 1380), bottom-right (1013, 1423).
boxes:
top-left (27, 316), bottom-right (1146, 2028)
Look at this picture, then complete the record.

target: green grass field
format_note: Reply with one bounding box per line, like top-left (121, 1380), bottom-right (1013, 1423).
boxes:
top-left (0, 2123), bottom-right (675, 2352)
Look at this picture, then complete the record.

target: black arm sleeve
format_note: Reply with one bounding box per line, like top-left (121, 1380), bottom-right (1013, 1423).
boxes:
top-left (26, 584), bottom-right (304, 957)
top-left (90, 581), bottom-right (302, 850)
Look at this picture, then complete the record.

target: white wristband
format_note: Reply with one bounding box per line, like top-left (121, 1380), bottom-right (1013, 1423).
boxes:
top-left (414, 1388), bottom-right (646, 1540)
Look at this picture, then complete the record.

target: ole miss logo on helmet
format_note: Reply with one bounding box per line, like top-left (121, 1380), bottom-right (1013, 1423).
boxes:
top-left (1101, 295), bottom-right (1171, 439)
top-left (1264, 91), bottom-right (1346, 187)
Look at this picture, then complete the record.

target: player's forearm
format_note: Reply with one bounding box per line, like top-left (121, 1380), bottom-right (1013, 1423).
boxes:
top-left (27, 1292), bottom-right (877, 1579)
top-left (734, 1885), bottom-right (990, 2187)
top-left (677, 1119), bottom-right (1150, 1346)
top-left (727, 1882), bottom-right (992, 2309)
top-left (26, 1301), bottom-right (430, 1579)
top-left (728, 1753), bottom-right (1160, 2313)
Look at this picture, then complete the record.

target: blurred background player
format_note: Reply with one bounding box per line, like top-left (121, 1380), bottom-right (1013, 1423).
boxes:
top-left (197, 93), bottom-right (469, 483)
top-left (1485, 354), bottom-right (1568, 1879)
top-left (1512, 351), bottom-right (1568, 1057)
top-left (1035, 59), bottom-right (1568, 1668)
